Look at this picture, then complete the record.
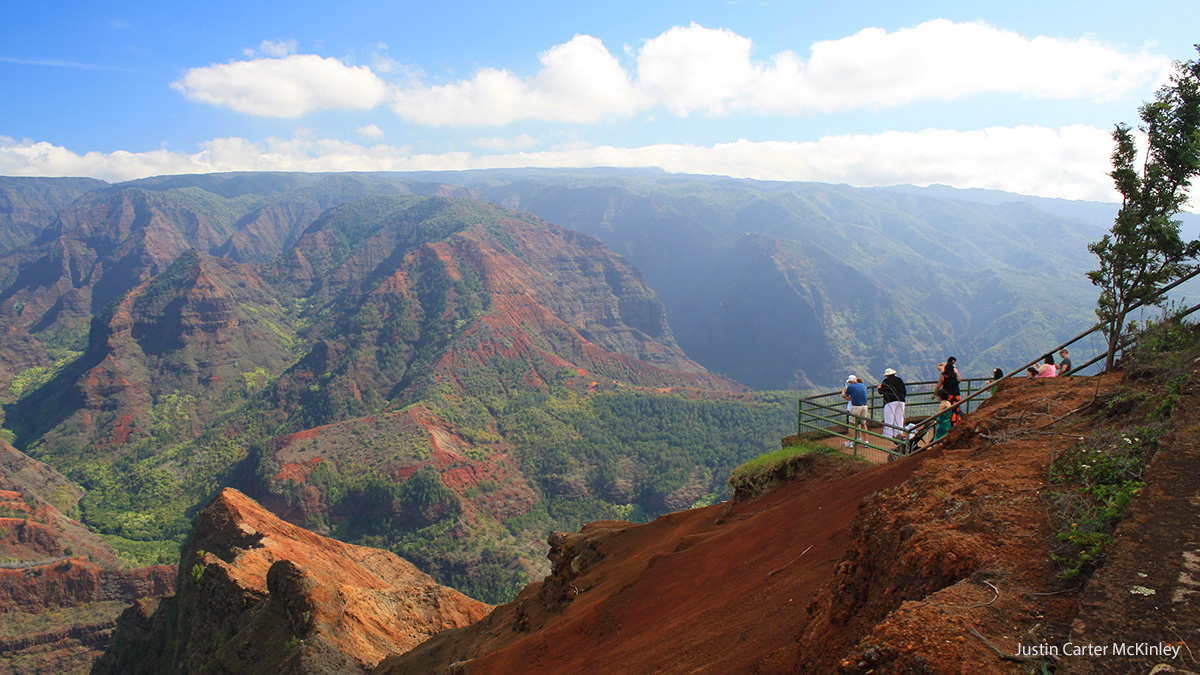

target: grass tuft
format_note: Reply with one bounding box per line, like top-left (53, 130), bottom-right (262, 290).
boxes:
top-left (727, 440), bottom-right (851, 502)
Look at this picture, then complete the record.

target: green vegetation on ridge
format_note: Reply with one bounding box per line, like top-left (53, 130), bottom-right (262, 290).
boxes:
top-left (1048, 314), bottom-right (1197, 580)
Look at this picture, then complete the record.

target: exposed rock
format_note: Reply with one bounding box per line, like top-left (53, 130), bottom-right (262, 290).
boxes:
top-left (97, 488), bottom-right (490, 674)
top-left (0, 560), bottom-right (174, 615)
top-left (11, 248), bottom-right (296, 460)
top-left (0, 441), bottom-right (176, 675)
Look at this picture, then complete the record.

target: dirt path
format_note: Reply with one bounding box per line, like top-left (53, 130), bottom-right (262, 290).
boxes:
top-left (1063, 361), bottom-right (1200, 674)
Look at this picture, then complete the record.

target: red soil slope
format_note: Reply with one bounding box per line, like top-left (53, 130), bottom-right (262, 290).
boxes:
top-left (376, 450), bottom-right (928, 674)
top-left (377, 373), bottom-right (1198, 675)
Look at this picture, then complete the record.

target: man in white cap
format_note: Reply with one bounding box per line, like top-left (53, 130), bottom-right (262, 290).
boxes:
top-left (842, 375), bottom-right (869, 451)
top-left (878, 368), bottom-right (906, 440)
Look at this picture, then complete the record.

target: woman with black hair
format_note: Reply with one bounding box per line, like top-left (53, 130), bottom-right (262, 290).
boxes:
top-left (1036, 353), bottom-right (1058, 378)
top-left (989, 367), bottom-right (1004, 394)
top-left (936, 356), bottom-right (963, 425)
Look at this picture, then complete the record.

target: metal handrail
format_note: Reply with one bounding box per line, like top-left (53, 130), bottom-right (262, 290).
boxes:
top-left (797, 377), bottom-right (994, 459)
top-left (794, 267), bottom-right (1200, 460)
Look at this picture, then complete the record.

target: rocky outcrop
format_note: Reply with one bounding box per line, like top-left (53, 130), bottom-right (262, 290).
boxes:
top-left (97, 488), bottom-right (490, 674)
top-left (375, 375), bottom-right (1180, 675)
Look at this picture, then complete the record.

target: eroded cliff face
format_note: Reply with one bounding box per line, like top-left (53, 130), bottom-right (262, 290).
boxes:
top-left (0, 442), bottom-right (175, 675)
top-left (97, 488), bottom-right (490, 675)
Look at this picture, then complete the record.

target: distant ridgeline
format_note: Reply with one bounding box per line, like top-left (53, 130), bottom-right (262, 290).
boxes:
top-left (0, 170), bottom-right (1099, 602)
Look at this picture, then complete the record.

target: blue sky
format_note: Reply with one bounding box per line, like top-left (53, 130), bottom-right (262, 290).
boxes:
top-left (2, 1), bottom-right (1199, 202)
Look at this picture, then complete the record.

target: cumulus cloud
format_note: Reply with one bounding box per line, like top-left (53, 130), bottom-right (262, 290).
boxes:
top-left (174, 22), bottom-right (1169, 126)
top-left (377, 20), bottom-right (1171, 125)
top-left (635, 20), bottom-right (1171, 116)
top-left (0, 125), bottom-right (1121, 202)
top-left (172, 54), bottom-right (388, 117)
top-left (391, 34), bottom-right (643, 125)
top-left (383, 21), bottom-right (1169, 125)
top-left (636, 23), bottom-right (761, 115)
top-left (748, 20), bottom-right (1171, 114)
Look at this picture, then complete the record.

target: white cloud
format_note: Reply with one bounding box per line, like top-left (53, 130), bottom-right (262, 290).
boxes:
top-left (172, 54), bottom-right (388, 117)
top-left (473, 134), bottom-right (538, 151)
top-left (636, 20), bottom-right (1171, 116)
top-left (372, 54), bottom-right (401, 74)
top-left (392, 21), bottom-right (1169, 125)
top-left (356, 124), bottom-right (385, 139)
top-left (391, 34), bottom-right (643, 125)
top-left (175, 22), bottom-right (1171, 126)
top-left (0, 126), bottom-right (1122, 202)
top-left (244, 39), bottom-right (298, 58)
top-left (751, 20), bottom-right (1171, 114)
top-left (636, 23), bottom-right (760, 115)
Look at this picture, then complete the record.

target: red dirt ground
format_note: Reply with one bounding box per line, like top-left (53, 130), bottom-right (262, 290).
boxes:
top-left (376, 446), bottom-right (928, 674)
top-left (378, 369), bottom-right (1200, 674)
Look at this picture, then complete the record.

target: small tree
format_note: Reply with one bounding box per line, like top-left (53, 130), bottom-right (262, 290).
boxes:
top-left (1089, 47), bottom-right (1200, 369)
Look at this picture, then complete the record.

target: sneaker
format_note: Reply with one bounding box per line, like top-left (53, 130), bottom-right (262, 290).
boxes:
top-left (843, 441), bottom-right (853, 448)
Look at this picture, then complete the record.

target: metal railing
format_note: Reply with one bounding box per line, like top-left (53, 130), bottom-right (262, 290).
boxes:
top-left (792, 270), bottom-right (1200, 463)
top-left (794, 290), bottom-right (1200, 461)
top-left (797, 378), bottom-right (995, 461)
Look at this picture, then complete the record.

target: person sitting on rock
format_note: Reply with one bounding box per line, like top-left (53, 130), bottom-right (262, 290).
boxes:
top-left (933, 388), bottom-right (954, 442)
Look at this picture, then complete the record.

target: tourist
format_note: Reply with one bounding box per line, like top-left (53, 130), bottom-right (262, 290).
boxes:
top-left (933, 388), bottom-right (954, 442)
top-left (1058, 348), bottom-right (1072, 375)
top-left (1036, 354), bottom-right (1058, 378)
top-left (842, 375), bottom-right (869, 451)
top-left (935, 356), bottom-right (963, 425)
top-left (878, 368), bottom-right (906, 439)
top-left (989, 367), bottom-right (1004, 393)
